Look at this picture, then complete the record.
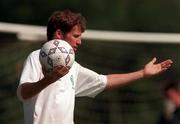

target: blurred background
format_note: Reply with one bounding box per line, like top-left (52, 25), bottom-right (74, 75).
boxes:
top-left (0, 0), bottom-right (180, 124)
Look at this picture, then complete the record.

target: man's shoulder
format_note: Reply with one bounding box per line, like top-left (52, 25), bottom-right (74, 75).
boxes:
top-left (31, 49), bottom-right (40, 55)
top-left (71, 61), bottom-right (79, 69)
top-left (28, 49), bottom-right (40, 57)
top-left (26, 49), bottom-right (40, 61)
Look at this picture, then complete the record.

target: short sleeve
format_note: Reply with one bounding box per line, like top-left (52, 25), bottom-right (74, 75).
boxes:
top-left (75, 65), bottom-right (107, 98)
top-left (17, 50), bottom-right (43, 101)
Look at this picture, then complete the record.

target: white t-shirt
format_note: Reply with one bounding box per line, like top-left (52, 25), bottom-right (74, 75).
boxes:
top-left (17, 49), bottom-right (107, 124)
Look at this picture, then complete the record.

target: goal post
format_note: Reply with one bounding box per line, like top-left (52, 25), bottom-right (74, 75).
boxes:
top-left (0, 22), bottom-right (180, 43)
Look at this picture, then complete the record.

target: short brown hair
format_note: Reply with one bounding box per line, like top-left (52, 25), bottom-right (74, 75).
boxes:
top-left (47, 9), bottom-right (86, 40)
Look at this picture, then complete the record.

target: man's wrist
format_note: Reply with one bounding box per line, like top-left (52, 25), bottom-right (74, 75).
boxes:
top-left (140, 69), bottom-right (145, 78)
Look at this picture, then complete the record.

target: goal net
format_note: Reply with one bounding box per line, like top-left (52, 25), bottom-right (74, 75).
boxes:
top-left (0, 22), bottom-right (180, 124)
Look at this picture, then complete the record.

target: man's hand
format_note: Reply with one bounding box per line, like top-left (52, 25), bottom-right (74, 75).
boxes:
top-left (143, 57), bottom-right (173, 77)
top-left (43, 65), bottom-right (70, 84)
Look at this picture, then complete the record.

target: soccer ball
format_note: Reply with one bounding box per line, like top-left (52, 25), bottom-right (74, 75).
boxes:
top-left (39, 39), bottom-right (75, 72)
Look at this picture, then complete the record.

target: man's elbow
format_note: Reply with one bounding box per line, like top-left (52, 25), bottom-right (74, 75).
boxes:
top-left (16, 85), bottom-right (29, 102)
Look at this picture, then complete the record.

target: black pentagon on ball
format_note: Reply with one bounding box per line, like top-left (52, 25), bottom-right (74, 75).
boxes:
top-left (40, 51), bottom-right (47, 58)
top-left (58, 47), bottom-right (68, 53)
top-left (47, 57), bottom-right (53, 67)
top-left (53, 40), bottom-right (60, 47)
top-left (48, 47), bottom-right (57, 55)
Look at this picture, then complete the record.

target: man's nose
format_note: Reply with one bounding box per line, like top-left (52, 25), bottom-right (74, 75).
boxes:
top-left (77, 39), bottom-right (81, 45)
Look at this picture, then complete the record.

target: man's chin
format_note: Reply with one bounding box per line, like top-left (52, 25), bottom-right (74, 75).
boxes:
top-left (73, 48), bottom-right (77, 52)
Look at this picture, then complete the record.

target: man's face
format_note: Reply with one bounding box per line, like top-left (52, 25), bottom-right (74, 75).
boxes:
top-left (63, 25), bottom-right (82, 52)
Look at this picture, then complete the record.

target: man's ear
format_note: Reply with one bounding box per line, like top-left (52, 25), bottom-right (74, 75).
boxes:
top-left (54, 29), bottom-right (64, 39)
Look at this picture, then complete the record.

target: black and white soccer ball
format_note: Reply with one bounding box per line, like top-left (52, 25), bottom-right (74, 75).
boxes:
top-left (39, 39), bottom-right (75, 72)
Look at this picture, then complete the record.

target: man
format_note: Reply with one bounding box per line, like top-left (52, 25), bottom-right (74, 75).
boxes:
top-left (17, 9), bottom-right (173, 124)
top-left (158, 77), bottom-right (180, 124)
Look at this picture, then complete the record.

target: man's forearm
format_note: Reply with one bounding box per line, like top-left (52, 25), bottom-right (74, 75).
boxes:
top-left (105, 70), bottom-right (144, 90)
top-left (20, 76), bottom-right (53, 100)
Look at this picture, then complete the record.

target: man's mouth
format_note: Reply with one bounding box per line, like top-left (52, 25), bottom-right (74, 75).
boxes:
top-left (73, 47), bottom-right (77, 51)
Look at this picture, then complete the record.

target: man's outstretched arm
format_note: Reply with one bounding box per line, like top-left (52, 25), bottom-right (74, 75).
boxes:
top-left (105, 58), bottom-right (173, 90)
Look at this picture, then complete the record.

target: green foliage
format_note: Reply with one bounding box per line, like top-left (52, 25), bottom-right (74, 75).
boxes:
top-left (0, 0), bottom-right (180, 32)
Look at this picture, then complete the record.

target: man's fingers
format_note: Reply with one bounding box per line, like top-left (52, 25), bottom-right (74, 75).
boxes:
top-left (150, 57), bottom-right (157, 64)
top-left (161, 59), bottom-right (173, 68)
top-left (54, 65), bottom-right (70, 76)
